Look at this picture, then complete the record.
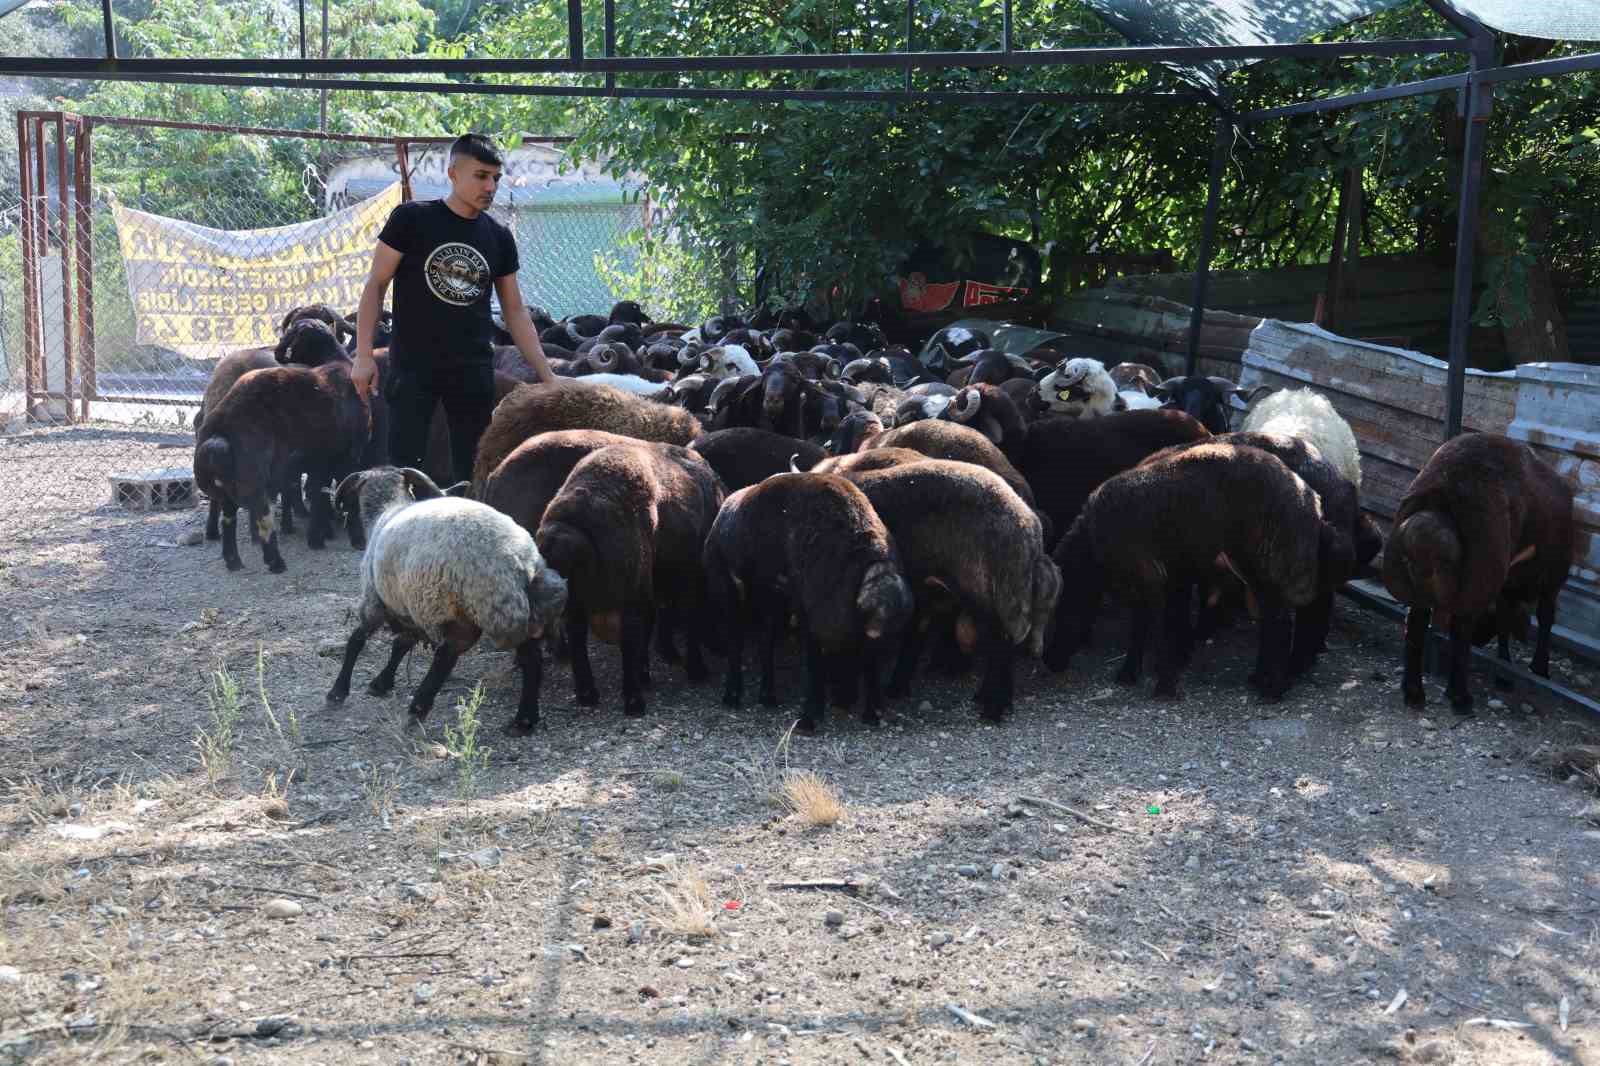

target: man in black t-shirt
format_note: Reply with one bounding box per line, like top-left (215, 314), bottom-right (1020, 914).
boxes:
top-left (352, 133), bottom-right (555, 485)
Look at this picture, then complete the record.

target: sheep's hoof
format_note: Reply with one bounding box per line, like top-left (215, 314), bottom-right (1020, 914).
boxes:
top-left (623, 698), bottom-right (647, 718)
top-left (366, 676), bottom-right (395, 697)
top-left (796, 716), bottom-right (821, 736)
top-left (349, 536), bottom-right (367, 551)
top-left (1152, 682), bottom-right (1182, 701)
top-left (977, 704), bottom-right (1008, 724)
top-left (759, 690), bottom-right (779, 709)
top-left (205, 526), bottom-right (220, 541)
top-left (575, 686), bottom-right (600, 707)
top-left (861, 709), bottom-right (883, 728)
top-left (267, 559), bottom-right (287, 574)
top-left (885, 680), bottom-right (910, 699)
top-left (1114, 665), bottom-right (1140, 686)
top-left (306, 536), bottom-right (326, 551)
top-left (1493, 674), bottom-right (1515, 692)
top-left (224, 556), bottom-right (244, 572)
top-left (685, 660), bottom-right (709, 683)
top-left (324, 687), bottom-right (348, 705)
top-left (1448, 691), bottom-right (1474, 715)
top-left (503, 717), bottom-right (537, 737)
top-left (404, 711), bottom-right (429, 732)
top-left (721, 689), bottom-right (741, 709)
top-left (1402, 684), bottom-right (1426, 707)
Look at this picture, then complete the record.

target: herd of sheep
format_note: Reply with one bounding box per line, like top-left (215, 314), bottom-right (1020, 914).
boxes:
top-left (189, 299), bottom-right (1578, 734)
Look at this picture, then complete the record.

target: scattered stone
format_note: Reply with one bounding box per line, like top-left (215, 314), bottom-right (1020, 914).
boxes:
top-left (823, 909), bottom-right (845, 927)
top-left (1072, 1018), bottom-right (1097, 1035)
top-left (0, 967), bottom-right (19, 984)
top-left (316, 639), bottom-right (344, 659)
top-left (839, 924), bottom-right (863, 941)
top-left (1487, 699), bottom-right (1506, 711)
top-left (1184, 854), bottom-right (1200, 870)
top-left (593, 915), bottom-right (613, 930)
top-left (179, 528), bottom-right (206, 547)
top-left (464, 847), bottom-right (502, 869)
top-left (262, 899), bottom-right (303, 919)
top-left (412, 983), bottom-right (433, 1005)
top-left (638, 985), bottom-right (660, 999)
top-left (1039, 846), bottom-right (1062, 862)
top-left (628, 920), bottom-right (647, 944)
top-left (1412, 1039), bottom-right (1452, 1063)
top-left (398, 882), bottom-right (438, 903)
top-left (675, 956), bottom-right (694, 968)
top-left (928, 931), bottom-right (953, 948)
top-left (208, 1057), bottom-right (234, 1066)
top-left (990, 863), bottom-right (1006, 881)
top-left (919, 701), bottom-right (933, 713)
top-left (956, 864), bottom-right (979, 878)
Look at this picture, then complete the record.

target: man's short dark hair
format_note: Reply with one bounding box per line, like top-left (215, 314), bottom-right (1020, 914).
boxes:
top-left (449, 133), bottom-right (504, 168)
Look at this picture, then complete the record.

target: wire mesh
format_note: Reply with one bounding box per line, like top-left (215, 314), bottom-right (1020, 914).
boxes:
top-left (0, 117), bottom-right (704, 535)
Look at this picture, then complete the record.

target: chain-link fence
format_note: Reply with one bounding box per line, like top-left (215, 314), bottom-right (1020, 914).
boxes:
top-left (0, 113), bottom-right (701, 536)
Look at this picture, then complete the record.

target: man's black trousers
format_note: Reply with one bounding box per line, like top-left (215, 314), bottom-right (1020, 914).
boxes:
top-left (384, 361), bottom-right (497, 487)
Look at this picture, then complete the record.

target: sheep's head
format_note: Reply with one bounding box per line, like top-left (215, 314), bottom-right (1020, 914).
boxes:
top-left (280, 303), bottom-right (353, 346)
top-left (829, 410), bottom-right (884, 454)
top-left (857, 560), bottom-right (914, 642)
top-left (275, 319), bottom-right (349, 367)
top-left (564, 313), bottom-right (608, 346)
top-left (1153, 376), bottom-right (1270, 434)
top-left (923, 325), bottom-right (989, 373)
top-left (1384, 510), bottom-right (1461, 610)
top-left (1036, 358), bottom-right (1117, 418)
top-left (527, 565), bottom-right (569, 640)
top-left (609, 300), bottom-right (649, 326)
top-left (842, 356), bottom-right (893, 385)
top-left (584, 341), bottom-right (635, 374)
top-left (699, 344), bottom-right (758, 380)
top-left (597, 321), bottom-right (644, 349)
top-left (333, 466), bottom-right (450, 542)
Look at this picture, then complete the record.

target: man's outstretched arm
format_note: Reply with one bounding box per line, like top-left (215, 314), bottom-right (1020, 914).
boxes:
top-left (353, 240), bottom-right (403, 398)
top-left (494, 275), bottom-right (557, 385)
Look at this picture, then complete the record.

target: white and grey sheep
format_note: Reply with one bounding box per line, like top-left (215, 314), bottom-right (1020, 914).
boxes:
top-left (325, 466), bottom-right (569, 736)
top-left (1241, 387), bottom-right (1362, 488)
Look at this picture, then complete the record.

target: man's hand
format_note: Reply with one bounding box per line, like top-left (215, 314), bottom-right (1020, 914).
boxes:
top-left (352, 351), bottom-right (378, 399)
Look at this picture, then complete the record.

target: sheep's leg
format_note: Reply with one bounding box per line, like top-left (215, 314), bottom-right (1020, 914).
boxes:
top-left (1288, 589), bottom-right (1334, 678)
top-left (799, 634), bottom-right (827, 734)
top-left (327, 621), bottom-right (378, 703)
top-left (304, 468), bottom-right (328, 550)
top-left (1249, 599), bottom-right (1294, 701)
top-left (219, 498), bottom-right (244, 571)
top-left (887, 617), bottom-right (930, 699)
top-left (1494, 623), bottom-right (1516, 691)
top-left (367, 635), bottom-right (417, 697)
top-left (567, 608), bottom-right (600, 707)
top-left (406, 643), bottom-right (462, 725)
top-left (1532, 590), bottom-right (1558, 678)
top-left (758, 595), bottom-right (784, 708)
top-left (1164, 580), bottom-right (1196, 665)
top-left (248, 497), bottom-right (286, 574)
top-left (278, 484), bottom-right (296, 538)
top-left (620, 609), bottom-right (651, 718)
top-left (682, 607), bottom-right (709, 683)
top-left (1116, 603), bottom-right (1152, 686)
top-left (720, 597), bottom-right (747, 709)
top-left (206, 496), bottom-right (221, 541)
top-left (1445, 615), bottom-right (1475, 714)
top-left (860, 652), bottom-right (885, 727)
top-left (830, 648), bottom-right (860, 710)
top-left (1400, 606), bottom-right (1430, 706)
top-left (505, 639), bottom-right (543, 737)
top-left (975, 631), bottom-right (1015, 722)
top-left (930, 624), bottom-right (973, 677)
top-left (653, 605), bottom-right (681, 665)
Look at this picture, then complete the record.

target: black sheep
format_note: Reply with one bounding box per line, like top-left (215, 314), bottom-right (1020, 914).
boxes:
top-left (1045, 442), bottom-right (1330, 701)
top-left (704, 473), bottom-right (914, 730)
top-left (690, 428), bottom-right (826, 491)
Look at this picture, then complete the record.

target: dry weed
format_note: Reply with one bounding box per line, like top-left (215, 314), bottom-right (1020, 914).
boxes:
top-left (0, 856), bottom-right (63, 905)
top-left (780, 770), bottom-right (845, 826)
top-left (644, 861), bottom-right (720, 940)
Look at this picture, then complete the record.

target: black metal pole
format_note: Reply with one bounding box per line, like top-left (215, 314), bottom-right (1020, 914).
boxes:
top-left (904, 0), bottom-right (914, 93)
top-left (568, 0), bottom-right (583, 63)
top-left (604, 0), bottom-right (615, 94)
top-left (318, 0), bottom-right (329, 133)
top-left (1003, 0), bottom-right (1013, 53)
top-left (1443, 27), bottom-right (1495, 439)
top-left (1186, 115), bottom-right (1230, 376)
top-left (100, 0), bottom-right (115, 59)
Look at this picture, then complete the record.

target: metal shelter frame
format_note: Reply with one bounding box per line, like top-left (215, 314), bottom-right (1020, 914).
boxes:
top-left (6, 0), bottom-right (1600, 438)
top-left (6, 0), bottom-right (1600, 713)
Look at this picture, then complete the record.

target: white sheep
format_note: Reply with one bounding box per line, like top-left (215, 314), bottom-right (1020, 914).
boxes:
top-left (699, 343), bottom-right (759, 380)
top-left (325, 466), bottom-right (569, 736)
top-left (1035, 357), bottom-right (1155, 418)
top-left (580, 372), bottom-right (671, 400)
top-left (1241, 387), bottom-right (1362, 488)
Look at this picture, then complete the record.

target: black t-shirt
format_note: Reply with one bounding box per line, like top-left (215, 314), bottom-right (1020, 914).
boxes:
top-left (377, 199), bottom-right (519, 369)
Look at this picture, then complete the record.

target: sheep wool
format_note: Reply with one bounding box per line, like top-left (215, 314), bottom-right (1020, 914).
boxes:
top-left (1241, 387), bottom-right (1362, 489)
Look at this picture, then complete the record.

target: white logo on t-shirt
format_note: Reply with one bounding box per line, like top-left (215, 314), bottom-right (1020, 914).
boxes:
top-left (423, 242), bottom-right (491, 306)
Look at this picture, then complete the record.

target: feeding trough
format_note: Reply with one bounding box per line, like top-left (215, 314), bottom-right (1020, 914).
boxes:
top-left (108, 467), bottom-right (197, 511)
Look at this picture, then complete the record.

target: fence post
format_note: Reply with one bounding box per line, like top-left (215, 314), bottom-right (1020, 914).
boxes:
top-left (395, 140), bottom-right (413, 202)
top-left (56, 112), bottom-right (75, 424)
top-left (75, 116), bottom-right (96, 421)
top-left (17, 112), bottom-right (40, 421)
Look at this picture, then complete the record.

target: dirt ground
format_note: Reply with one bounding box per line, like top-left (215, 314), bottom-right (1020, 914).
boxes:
top-left (4, 427), bottom-right (1600, 1066)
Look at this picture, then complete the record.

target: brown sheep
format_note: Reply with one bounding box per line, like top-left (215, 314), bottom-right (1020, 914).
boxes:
top-left (1382, 432), bottom-right (1574, 714)
top-left (535, 442), bottom-right (725, 717)
top-left (689, 428), bottom-right (826, 491)
top-left (471, 380), bottom-right (702, 489)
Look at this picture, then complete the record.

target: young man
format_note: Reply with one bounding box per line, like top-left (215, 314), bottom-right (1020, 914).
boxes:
top-left (352, 133), bottom-right (556, 485)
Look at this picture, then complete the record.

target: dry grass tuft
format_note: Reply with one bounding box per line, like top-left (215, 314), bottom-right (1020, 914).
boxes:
top-left (647, 862), bottom-right (720, 940)
top-left (780, 770), bottom-right (845, 826)
top-left (0, 856), bottom-right (64, 905)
